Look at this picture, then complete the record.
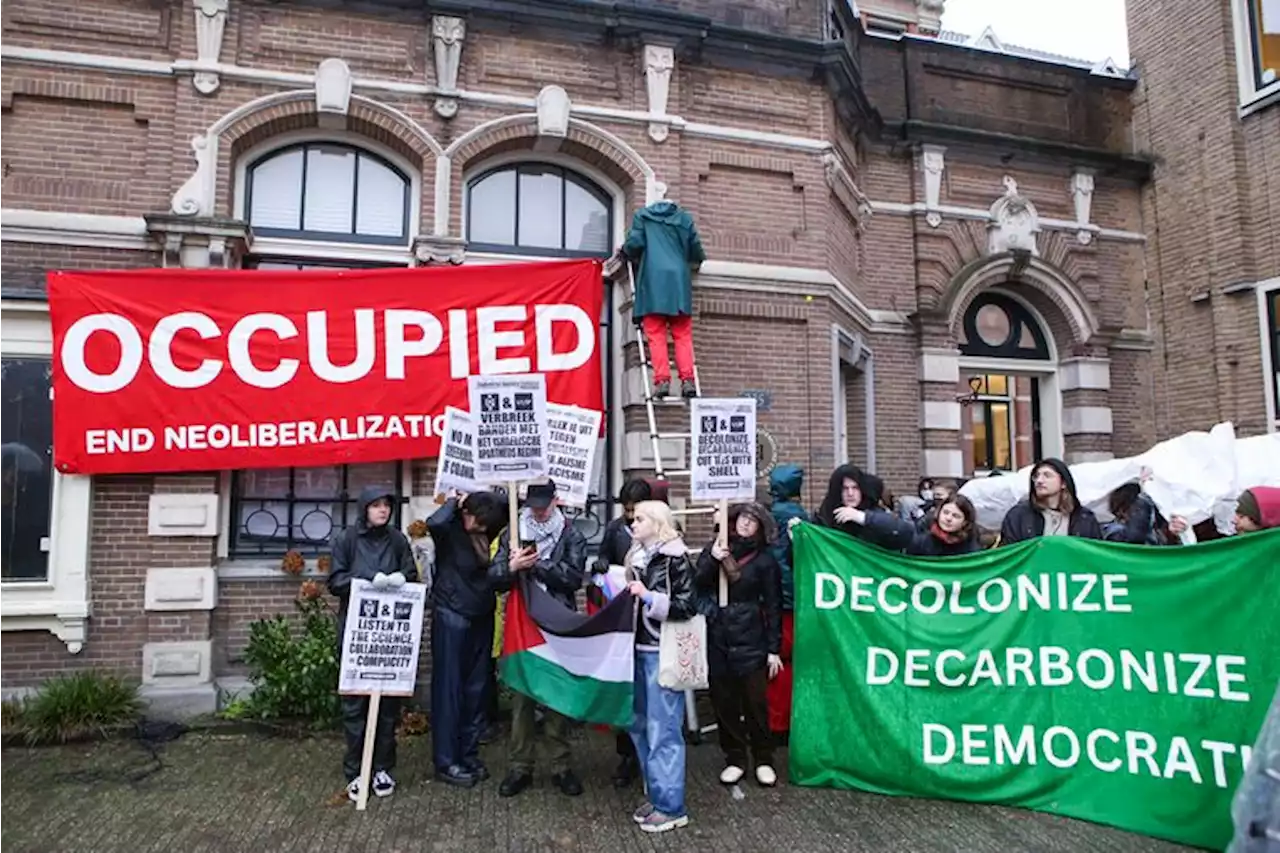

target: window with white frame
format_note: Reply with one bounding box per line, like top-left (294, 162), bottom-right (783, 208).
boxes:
top-left (466, 163), bottom-right (612, 257)
top-left (225, 140), bottom-right (417, 560)
top-left (1261, 278), bottom-right (1280, 431)
top-left (1232, 0), bottom-right (1280, 107)
top-left (2, 356), bottom-right (53, 581)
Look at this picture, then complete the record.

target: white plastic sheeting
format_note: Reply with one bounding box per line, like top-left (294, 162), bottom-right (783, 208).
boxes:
top-left (958, 423), bottom-right (1280, 535)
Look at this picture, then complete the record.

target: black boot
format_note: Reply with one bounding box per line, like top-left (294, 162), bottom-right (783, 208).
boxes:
top-left (612, 755), bottom-right (638, 789)
top-left (498, 769), bottom-right (533, 797)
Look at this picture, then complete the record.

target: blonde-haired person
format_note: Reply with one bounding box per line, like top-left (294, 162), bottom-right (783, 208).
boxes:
top-left (624, 500), bottom-right (697, 833)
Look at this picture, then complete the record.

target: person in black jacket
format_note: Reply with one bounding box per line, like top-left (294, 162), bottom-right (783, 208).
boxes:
top-left (906, 494), bottom-right (981, 557)
top-left (999, 458), bottom-right (1102, 544)
top-left (625, 500), bottom-right (697, 834)
top-left (427, 490), bottom-right (507, 787)
top-left (590, 477), bottom-right (651, 787)
top-left (326, 487), bottom-right (418, 803)
top-left (812, 464), bottom-right (915, 551)
top-left (490, 480), bottom-right (588, 799)
top-left (696, 503), bottom-right (783, 788)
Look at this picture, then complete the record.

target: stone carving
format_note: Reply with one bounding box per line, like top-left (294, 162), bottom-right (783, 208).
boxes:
top-left (921, 144), bottom-right (945, 228)
top-left (413, 235), bottom-right (467, 266)
top-left (432, 16), bottom-right (466, 119)
top-left (536, 85), bottom-right (571, 140)
top-left (315, 58), bottom-right (353, 119)
top-left (987, 175), bottom-right (1041, 256)
top-left (171, 134), bottom-right (215, 217)
top-left (916, 0), bottom-right (945, 34)
top-left (1071, 170), bottom-right (1095, 245)
top-left (644, 45), bottom-right (674, 143)
top-left (822, 152), bottom-right (873, 232)
top-left (192, 0), bottom-right (229, 95)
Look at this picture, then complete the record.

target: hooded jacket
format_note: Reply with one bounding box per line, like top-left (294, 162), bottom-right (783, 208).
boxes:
top-left (815, 464), bottom-right (915, 552)
top-left (695, 504), bottom-right (782, 677)
top-left (426, 497), bottom-right (505, 617)
top-left (621, 201), bottom-right (706, 321)
top-left (326, 487), bottom-right (418, 628)
top-left (768, 464), bottom-right (809, 611)
top-left (999, 459), bottom-right (1102, 545)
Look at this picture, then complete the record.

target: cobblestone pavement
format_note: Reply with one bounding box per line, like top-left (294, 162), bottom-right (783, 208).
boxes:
top-left (1, 726), bottom-right (1195, 853)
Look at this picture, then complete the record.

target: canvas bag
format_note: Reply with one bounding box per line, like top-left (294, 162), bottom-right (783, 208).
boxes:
top-left (657, 554), bottom-right (709, 691)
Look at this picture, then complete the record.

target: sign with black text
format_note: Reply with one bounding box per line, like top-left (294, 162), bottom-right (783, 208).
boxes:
top-left (545, 403), bottom-right (601, 509)
top-left (339, 579), bottom-right (426, 697)
top-left (467, 373), bottom-right (549, 483)
top-left (433, 406), bottom-right (480, 499)
top-left (690, 397), bottom-right (757, 502)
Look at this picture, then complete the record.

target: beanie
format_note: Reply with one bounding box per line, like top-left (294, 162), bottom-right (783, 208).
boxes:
top-left (1236, 489), bottom-right (1262, 528)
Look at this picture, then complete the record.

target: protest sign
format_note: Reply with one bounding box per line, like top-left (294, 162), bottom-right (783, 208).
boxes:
top-left (339, 579), bottom-right (427, 697)
top-left (789, 526), bottom-right (1280, 850)
top-left (48, 261), bottom-right (602, 475)
top-left (545, 403), bottom-right (601, 508)
top-left (690, 397), bottom-right (757, 502)
top-left (433, 406), bottom-right (480, 499)
top-left (467, 373), bottom-right (549, 483)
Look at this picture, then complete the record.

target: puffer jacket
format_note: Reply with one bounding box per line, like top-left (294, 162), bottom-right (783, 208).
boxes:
top-left (632, 539), bottom-right (698, 650)
top-left (695, 540), bottom-right (782, 677)
top-left (490, 519), bottom-right (587, 611)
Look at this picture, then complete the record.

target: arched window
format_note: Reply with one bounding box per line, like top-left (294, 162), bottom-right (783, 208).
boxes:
top-left (229, 140), bottom-right (413, 559)
top-left (245, 143), bottom-right (411, 245)
top-left (959, 291), bottom-right (1051, 360)
top-left (466, 164), bottom-right (612, 257)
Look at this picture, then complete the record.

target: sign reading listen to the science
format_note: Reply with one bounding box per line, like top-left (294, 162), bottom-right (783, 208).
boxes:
top-left (789, 526), bottom-right (1280, 851)
top-left (48, 260), bottom-right (604, 474)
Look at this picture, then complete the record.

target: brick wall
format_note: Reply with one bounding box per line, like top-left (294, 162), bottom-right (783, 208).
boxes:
top-left (1, 0), bottom-right (1163, 693)
top-left (1128, 0), bottom-right (1280, 438)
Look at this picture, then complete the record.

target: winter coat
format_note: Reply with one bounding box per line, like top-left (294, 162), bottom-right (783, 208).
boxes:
top-left (1229, 679), bottom-right (1280, 852)
top-left (816, 464), bottom-right (916, 552)
top-left (1101, 492), bottom-right (1166, 545)
top-left (426, 498), bottom-right (504, 618)
top-left (595, 516), bottom-right (633, 573)
top-left (631, 539), bottom-right (698, 649)
top-left (695, 541), bottom-right (782, 678)
top-left (490, 521), bottom-right (587, 611)
top-left (622, 201), bottom-right (705, 321)
top-left (906, 527), bottom-right (981, 557)
top-left (999, 459), bottom-right (1102, 545)
top-left (768, 464), bottom-right (809, 612)
top-left (326, 487), bottom-right (419, 629)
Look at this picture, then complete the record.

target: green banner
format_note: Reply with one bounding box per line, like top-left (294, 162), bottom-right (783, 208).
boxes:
top-left (789, 525), bottom-right (1280, 850)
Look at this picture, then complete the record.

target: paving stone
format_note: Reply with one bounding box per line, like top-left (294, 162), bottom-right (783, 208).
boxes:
top-left (0, 728), bottom-right (1195, 853)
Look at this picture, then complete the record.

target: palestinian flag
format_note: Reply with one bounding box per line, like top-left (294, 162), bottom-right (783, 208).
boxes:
top-left (500, 576), bottom-right (635, 728)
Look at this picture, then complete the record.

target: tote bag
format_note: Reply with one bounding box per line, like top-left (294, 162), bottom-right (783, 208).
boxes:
top-left (657, 555), bottom-right (709, 691)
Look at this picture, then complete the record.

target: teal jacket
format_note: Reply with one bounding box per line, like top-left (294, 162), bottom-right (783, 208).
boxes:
top-left (622, 201), bottom-right (705, 321)
top-left (768, 464), bottom-right (809, 612)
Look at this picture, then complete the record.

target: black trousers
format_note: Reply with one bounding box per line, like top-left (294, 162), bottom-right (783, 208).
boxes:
top-left (342, 694), bottom-right (400, 781)
top-left (430, 605), bottom-right (494, 772)
top-left (710, 668), bottom-right (773, 768)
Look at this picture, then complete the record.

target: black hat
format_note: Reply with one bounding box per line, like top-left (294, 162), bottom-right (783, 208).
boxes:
top-left (525, 480), bottom-right (557, 509)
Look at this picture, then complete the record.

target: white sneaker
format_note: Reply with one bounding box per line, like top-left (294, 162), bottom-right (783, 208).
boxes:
top-left (372, 770), bottom-right (396, 797)
top-left (755, 765), bottom-right (777, 787)
top-left (719, 765), bottom-right (745, 785)
top-left (346, 778), bottom-right (361, 802)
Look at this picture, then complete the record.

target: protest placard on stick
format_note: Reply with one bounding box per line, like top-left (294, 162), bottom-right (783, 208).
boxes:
top-left (690, 397), bottom-right (757, 503)
top-left (467, 374), bottom-right (550, 483)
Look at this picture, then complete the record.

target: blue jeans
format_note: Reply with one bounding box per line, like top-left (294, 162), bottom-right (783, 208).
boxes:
top-left (630, 650), bottom-right (687, 817)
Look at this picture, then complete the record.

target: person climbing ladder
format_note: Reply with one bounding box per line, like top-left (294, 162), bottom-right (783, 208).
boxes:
top-left (618, 197), bottom-right (706, 399)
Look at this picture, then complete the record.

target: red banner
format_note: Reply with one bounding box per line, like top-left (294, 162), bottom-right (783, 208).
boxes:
top-left (49, 260), bottom-right (604, 475)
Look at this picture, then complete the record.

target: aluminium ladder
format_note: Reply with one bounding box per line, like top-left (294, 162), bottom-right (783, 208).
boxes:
top-left (615, 256), bottom-right (719, 741)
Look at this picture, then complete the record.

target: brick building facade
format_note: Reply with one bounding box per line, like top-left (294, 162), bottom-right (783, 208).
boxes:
top-left (1, 0), bottom-right (1167, 712)
top-left (1127, 0), bottom-right (1280, 437)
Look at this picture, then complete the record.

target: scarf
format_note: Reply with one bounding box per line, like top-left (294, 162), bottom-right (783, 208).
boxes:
top-left (930, 522), bottom-right (968, 546)
top-left (722, 536), bottom-right (759, 583)
top-left (520, 507), bottom-right (565, 561)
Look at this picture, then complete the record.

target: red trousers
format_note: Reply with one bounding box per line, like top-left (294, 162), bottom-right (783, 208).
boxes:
top-left (766, 612), bottom-right (794, 733)
top-left (641, 314), bottom-right (695, 384)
